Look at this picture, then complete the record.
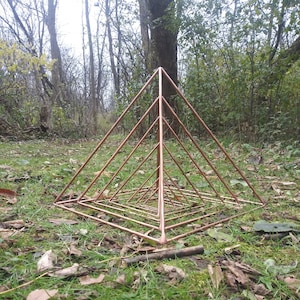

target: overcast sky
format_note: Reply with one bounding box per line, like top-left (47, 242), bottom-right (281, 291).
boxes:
top-left (57, 0), bottom-right (83, 54)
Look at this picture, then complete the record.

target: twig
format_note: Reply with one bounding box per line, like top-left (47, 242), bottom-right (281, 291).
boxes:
top-left (122, 245), bottom-right (204, 266)
top-left (0, 272), bottom-right (49, 295)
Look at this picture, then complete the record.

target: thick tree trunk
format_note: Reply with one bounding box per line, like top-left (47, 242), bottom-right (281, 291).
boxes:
top-left (47, 0), bottom-right (64, 88)
top-left (146, 0), bottom-right (179, 135)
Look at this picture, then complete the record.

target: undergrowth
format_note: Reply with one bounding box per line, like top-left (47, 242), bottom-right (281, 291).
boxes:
top-left (0, 137), bottom-right (299, 299)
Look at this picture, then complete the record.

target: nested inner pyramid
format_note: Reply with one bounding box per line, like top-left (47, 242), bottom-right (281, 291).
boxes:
top-left (54, 67), bottom-right (265, 244)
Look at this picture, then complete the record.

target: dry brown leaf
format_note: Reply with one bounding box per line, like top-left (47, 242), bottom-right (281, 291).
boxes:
top-left (208, 264), bottom-right (224, 289)
top-left (26, 289), bottom-right (58, 300)
top-left (271, 184), bottom-right (282, 195)
top-left (231, 261), bottom-right (261, 276)
top-left (0, 285), bottom-right (7, 293)
top-left (132, 274), bottom-right (141, 289)
top-left (226, 264), bottom-right (249, 285)
top-left (6, 197), bottom-right (18, 204)
top-left (0, 188), bottom-right (17, 198)
top-left (49, 263), bottom-right (79, 278)
top-left (68, 243), bottom-right (82, 256)
top-left (120, 245), bottom-right (130, 256)
top-left (222, 260), bottom-right (250, 286)
top-left (252, 283), bottom-right (270, 296)
top-left (37, 250), bottom-right (56, 272)
top-left (79, 273), bottom-right (105, 285)
top-left (155, 264), bottom-right (186, 282)
top-left (0, 165), bottom-right (13, 170)
top-left (224, 270), bottom-right (237, 289)
top-left (3, 219), bottom-right (26, 229)
top-left (0, 228), bottom-right (16, 239)
top-left (114, 274), bottom-right (126, 285)
top-left (284, 276), bottom-right (300, 290)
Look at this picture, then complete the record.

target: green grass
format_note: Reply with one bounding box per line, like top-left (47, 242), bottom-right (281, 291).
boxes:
top-left (0, 137), bottom-right (299, 299)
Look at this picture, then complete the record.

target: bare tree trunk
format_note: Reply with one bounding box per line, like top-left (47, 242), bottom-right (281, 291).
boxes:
top-left (85, 0), bottom-right (98, 134)
top-left (47, 0), bottom-right (63, 87)
top-left (146, 0), bottom-right (179, 135)
top-left (138, 0), bottom-right (151, 73)
top-left (105, 0), bottom-right (120, 96)
top-left (96, 3), bottom-right (107, 113)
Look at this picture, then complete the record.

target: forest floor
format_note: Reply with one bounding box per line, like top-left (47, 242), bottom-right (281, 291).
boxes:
top-left (0, 137), bottom-right (299, 300)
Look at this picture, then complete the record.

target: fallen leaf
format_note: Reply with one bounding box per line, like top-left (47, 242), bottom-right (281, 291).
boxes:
top-left (120, 244), bottom-right (130, 256)
top-left (49, 263), bottom-right (79, 278)
top-left (208, 264), bottom-right (224, 289)
top-left (37, 250), bottom-right (56, 272)
top-left (0, 228), bottom-right (16, 239)
top-left (114, 274), bottom-right (126, 285)
top-left (69, 158), bottom-right (78, 165)
top-left (224, 270), bottom-right (237, 289)
top-left (68, 243), bottom-right (82, 256)
top-left (230, 179), bottom-right (248, 187)
top-left (207, 228), bottom-right (234, 242)
top-left (26, 289), bottom-right (58, 300)
top-left (264, 258), bottom-right (298, 275)
top-left (241, 289), bottom-right (257, 300)
top-left (283, 276), bottom-right (300, 291)
top-left (271, 183), bottom-right (282, 195)
top-left (79, 273), bottom-right (105, 285)
top-left (222, 260), bottom-right (249, 285)
top-left (155, 264), bottom-right (186, 282)
top-left (253, 220), bottom-right (300, 233)
top-left (3, 219), bottom-right (26, 229)
top-left (0, 165), bottom-right (13, 170)
top-left (132, 272), bottom-right (141, 289)
top-left (0, 188), bottom-right (17, 198)
top-left (252, 283), bottom-right (270, 296)
top-left (247, 155), bottom-right (263, 165)
top-left (79, 228), bottom-right (88, 235)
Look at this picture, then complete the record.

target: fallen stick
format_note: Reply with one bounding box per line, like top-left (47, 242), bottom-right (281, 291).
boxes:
top-left (122, 245), bottom-right (204, 265)
top-left (0, 272), bottom-right (48, 295)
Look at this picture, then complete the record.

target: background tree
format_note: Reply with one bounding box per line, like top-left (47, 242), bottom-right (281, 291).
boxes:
top-left (138, 0), bottom-right (180, 134)
top-left (0, 0), bottom-right (298, 141)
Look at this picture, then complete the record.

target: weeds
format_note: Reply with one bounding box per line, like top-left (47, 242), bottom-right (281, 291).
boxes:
top-left (0, 138), bottom-right (299, 299)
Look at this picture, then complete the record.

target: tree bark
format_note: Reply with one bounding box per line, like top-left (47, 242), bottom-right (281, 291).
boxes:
top-left (138, 0), bottom-right (151, 73)
top-left (105, 0), bottom-right (120, 96)
top-left (146, 0), bottom-right (179, 135)
top-left (85, 0), bottom-right (98, 134)
top-left (47, 0), bottom-right (64, 88)
top-left (122, 245), bottom-right (204, 265)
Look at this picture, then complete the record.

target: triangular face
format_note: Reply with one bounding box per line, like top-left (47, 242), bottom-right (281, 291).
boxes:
top-left (54, 67), bottom-right (264, 244)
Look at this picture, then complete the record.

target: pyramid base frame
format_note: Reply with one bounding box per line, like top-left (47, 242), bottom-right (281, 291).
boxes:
top-left (55, 187), bottom-right (264, 244)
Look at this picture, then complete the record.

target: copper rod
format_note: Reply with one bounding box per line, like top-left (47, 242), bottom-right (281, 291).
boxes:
top-left (78, 98), bottom-right (159, 200)
top-left (158, 67), bottom-right (166, 243)
top-left (54, 203), bottom-right (163, 244)
top-left (161, 68), bottom-right (265, 205)
top-left (167, 206), bottom-right (263, 242)
top-left (79, 202), bottom-right (160, 230)
top-left (55, 69), bottom-right (160, 202)
top-left (95, 119), bottom-right (159, 200)
top-left (161, 97), bottom-right (238, 203)
top-left (162, 117), bottom-right (220, 199)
